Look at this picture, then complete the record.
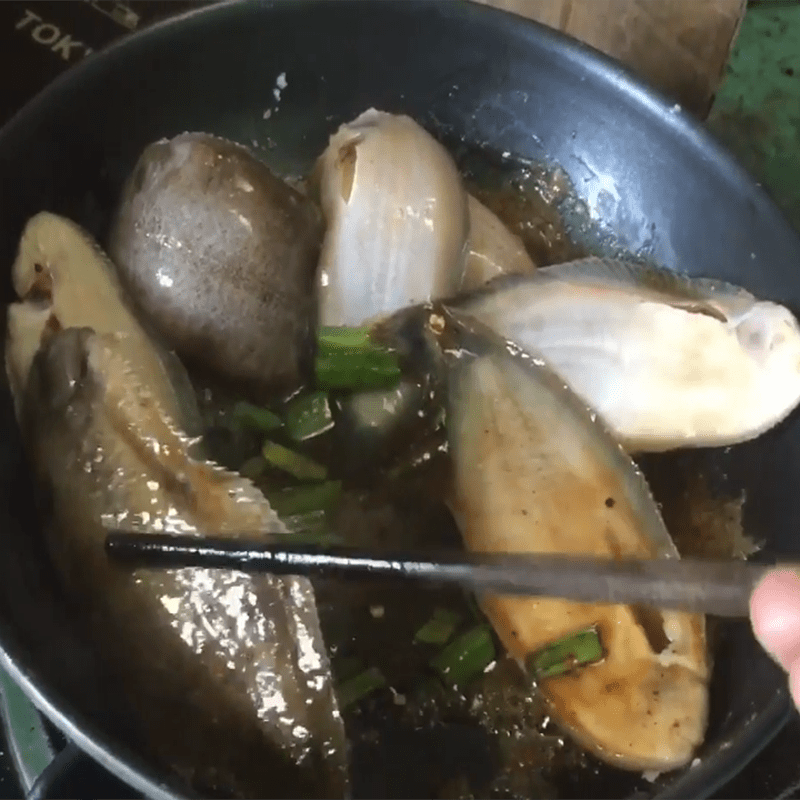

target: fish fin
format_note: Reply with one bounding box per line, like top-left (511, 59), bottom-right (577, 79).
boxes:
top-left (156, 344), bottom-right (205, 440)
top-left (446, 270), bottom-right (531, 306)
top-left (537, 257), bottom-right (755, 322)
top-left (94, 339), bottom-right (285, 534)
top-left (451, 256), bottom-right (756, 324)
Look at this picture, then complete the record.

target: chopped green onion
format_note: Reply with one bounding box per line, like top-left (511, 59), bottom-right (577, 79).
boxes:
top-left (231, 402), bottom-right (283, 432)
top-left (414, 608), bottom-right (461, 645)
top-left (336, 667), bottom-right (387, 709)
top-left (261, 441), bottom-right (328, 482)
top-left (284, 391), bottom-right (334, 442)
top-left (239, 455), bottom-right (267, 481)
top-left (526, 626), bottom-right (604, 680)
top-left (430, 623), bottom-right (495, 688)
top-left (319, 326), bottom-right (374, 349)
top-left (267, 481), bottom-right (342, 518)
top-left (315, 326), bottom-right (402, 391)
top-left (315, 354), bottom-right (401, 391)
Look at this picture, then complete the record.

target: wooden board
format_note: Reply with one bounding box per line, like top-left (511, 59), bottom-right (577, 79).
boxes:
top-left (470, 0), bottom-right (747, 118)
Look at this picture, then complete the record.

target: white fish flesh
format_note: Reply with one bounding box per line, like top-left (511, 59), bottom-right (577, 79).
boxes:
top-left (462, 193), bottom-right (537, 290)
top-left (313, 107), bottom-right (469, 326)
top-left (312, 108), bottom-right (469, 441)
top-left (451, 257), bottom-right (800, 452)
top-left (414, 306), bottom-right (709, 772)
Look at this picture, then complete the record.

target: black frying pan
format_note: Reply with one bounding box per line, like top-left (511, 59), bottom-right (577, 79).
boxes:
top-left (0, 1), bottom-right (798, 798)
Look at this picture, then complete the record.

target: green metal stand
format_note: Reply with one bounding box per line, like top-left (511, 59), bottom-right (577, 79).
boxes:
top-left (707, 1), bottom-right (800, 233)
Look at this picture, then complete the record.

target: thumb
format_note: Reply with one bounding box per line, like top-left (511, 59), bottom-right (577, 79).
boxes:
top-left (750, 569), bottom-right (800, 671)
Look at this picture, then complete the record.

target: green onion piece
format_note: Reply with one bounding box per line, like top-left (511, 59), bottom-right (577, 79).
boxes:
top-left (267, 481), bottom-right (342, 518)
top-left (261, 441), bottom-right (328, 482)
top-left (319, 326), bottom-right (373, 350)
top-left (526, 626), bottom-right (604, 680)
top-left (430, 623), bottom-right (495, 688)
top-left (284, 391), bottom-right (335, 442)
top-left (239, 455), bottom-right (267, 481)
top-left (232, 402), bottom-right (283, 432)
top-left (414, 608), bottom-right (461, 645)
top-left (315, 326), bottom-right (402, 391)
top-left (336, 667), bottom-right (387, 709)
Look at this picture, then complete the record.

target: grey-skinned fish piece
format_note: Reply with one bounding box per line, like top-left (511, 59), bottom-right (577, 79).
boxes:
top-left (16, 326), bottom-right (349, 799)
top-left (6, 211), bottom-right (348, 798)
top-left (108, 132), bottom-right (323, 398)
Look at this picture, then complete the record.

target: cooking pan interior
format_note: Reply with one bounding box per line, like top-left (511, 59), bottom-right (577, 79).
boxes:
top-left (0, 1), bottom-right (798, 798)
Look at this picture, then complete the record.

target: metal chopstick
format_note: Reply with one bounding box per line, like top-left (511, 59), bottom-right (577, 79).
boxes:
top-left (104, 531), bottom-right (787, 618)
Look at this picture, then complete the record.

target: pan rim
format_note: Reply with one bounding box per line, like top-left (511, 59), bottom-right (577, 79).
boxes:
top-left (0, 1), bottom-right (794, 798)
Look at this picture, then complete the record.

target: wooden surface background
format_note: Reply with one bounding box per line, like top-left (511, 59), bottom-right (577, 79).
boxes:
top-left (471, 0), bottom-right (747, 118)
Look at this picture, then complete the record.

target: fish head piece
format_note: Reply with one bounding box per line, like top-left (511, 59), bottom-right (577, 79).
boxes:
top-left (735, 301), bottom-right (800, 419)
top-left (735, 301), bottom-right (800, 371)
top-left (11, 211), bottom-right (71, 303)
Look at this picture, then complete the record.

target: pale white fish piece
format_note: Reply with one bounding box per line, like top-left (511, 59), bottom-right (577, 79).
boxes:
top-left (461, 193), bottom-right (537, 291)
top-left (312, 108), bottom-right (470, 439)
top-left (452, 256), bottom-right (800, 452)
top-left (313, 107), bottom-right (469, 327)
top-left (424, 308), bottom-right (708, 772)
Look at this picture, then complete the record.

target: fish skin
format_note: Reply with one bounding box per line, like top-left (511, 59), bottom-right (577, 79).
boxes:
top-left (6, 211), bottom-right (202, 438)
top-left (108, 132), bottom-right (323, 398)
top-left (16, 326), bottom-right (349, 799)
top-left (450, 257), bottom-right (800, 452)
top-left (412, 306), bottom-right (709, 772)
top-left (5, 212), bottom-right (349, 798)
